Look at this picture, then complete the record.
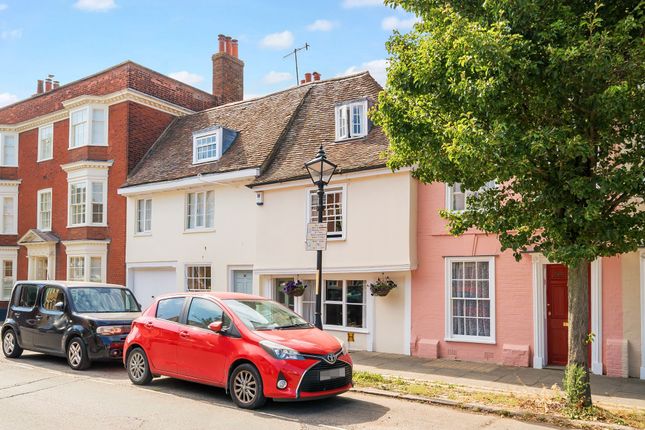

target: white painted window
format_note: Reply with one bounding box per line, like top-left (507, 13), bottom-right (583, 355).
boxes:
top-left (68, 180), bottom-right (106, 227)
top-left (445, 256), bottom-right (496, 343)
top-left (335, 100), bottom-right (368, 141)
top-left (186, 265), bottom-right (212, 291)
top-left (0, 133), bottom-right (18, 167)
top-left (37, 189), bottom-right (52, 231)
top-left (89, 256), bottom-right (102, 282)
top-left (323, 280), bottom-right (366, 329)
top-left (69, 106), bottom-right (108, 148)
top-left (185, 191), bottom-right (214, 230)
top-left (67, 256), bottom-right (85, 281)
top-left (193, 128), bottom-right (225, 164)
top-left (0, 196), bottom-right (16, 234)
top-left (38, 124), bottom-right (53, 161)
top-left (308, 186), bottom-right (345, 239)
top-left (136, 199), bottom-right (152, 234)
top-left (446, 181), bottom-right (497, 211)
top-left (1, 259), bottom-right (15, 300)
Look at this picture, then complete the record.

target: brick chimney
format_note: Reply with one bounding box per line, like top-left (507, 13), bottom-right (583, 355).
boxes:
top-left (36, 80), bottom-right (44, 94)
top-left (212, 34), bottom-right (244, 104)
top-left (313, 71), bottom-right (321, 81)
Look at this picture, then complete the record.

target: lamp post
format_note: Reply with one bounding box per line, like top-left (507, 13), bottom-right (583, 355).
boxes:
top-left (304, 145), bottom-right (337, 330)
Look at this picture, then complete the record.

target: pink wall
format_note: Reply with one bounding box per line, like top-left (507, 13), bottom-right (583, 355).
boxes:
top-left (601, 256), bottom-right (624, 376)
top-left (412, 182), bottom-right (533, 365)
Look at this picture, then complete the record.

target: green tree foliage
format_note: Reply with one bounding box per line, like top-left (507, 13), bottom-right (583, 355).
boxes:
top-left (373, 0), bottom-right (644, 408)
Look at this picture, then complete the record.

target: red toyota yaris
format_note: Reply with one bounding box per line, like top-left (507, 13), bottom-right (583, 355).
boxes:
top-left (123, 292), bottom-right (352, 409)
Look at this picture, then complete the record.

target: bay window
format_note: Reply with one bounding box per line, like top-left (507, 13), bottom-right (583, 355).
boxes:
top-left (68, 180), bottom-right (106, 227)
top-left (445, 256), bottom-right (496, 343)
top-left (185, 190), bottom-right (214, 230)
top-left (38, 124), bottom-right (53, 161)
top-left (63, 240), bottom-right (108, 283)
top-left (69, 105), bottom-right (108, 148)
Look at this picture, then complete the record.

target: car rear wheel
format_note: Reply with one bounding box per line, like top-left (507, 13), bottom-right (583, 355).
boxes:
top-left (66, 337), bottom-right (91, 370)
top-left (230, 363), bottom-right (266, 409)
top-left (127, 347), bottom-right (152, 385)
top-left (2, 329), bottom-right (23, 359)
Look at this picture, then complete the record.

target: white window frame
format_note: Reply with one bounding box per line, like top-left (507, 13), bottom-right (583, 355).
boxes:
top-left (67, 179), bottom-right (107, 227)
top-left (0, 247), bottom-right (17, 301)
top-left (446, 181), bottom-right (497, 211)
top-left (68, 105), bottom-right (109, 149)
top-left (184, 190), bottom-right (215, 232)
top-left (322, 279), bottom-right (368, 332)
top-left (334, 100), bottom-right (368, 142)
top-left (63, 241), bottom-right (108, 283)
top-left (37, 188), bottom-right (52, 231)
top-left (185, 264), bottom-right (213, 292)
top-left (37, 124), bottom-right (54, 162)
top-left (135, 198), bottom-right (152, 235)
top-left (192, 128), bottom-right (223, 164)
top-left (306, 184), bottom-right (347, 240)
top-left (0, 133), bottom-right (19, 167)
top-left (444, 256), bottom-right (496, 344)
top-left (0, 193), bottom-right (17, 235)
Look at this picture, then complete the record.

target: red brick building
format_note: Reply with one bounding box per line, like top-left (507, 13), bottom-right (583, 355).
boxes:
top-left (0, 35), bottom-right (243, 314)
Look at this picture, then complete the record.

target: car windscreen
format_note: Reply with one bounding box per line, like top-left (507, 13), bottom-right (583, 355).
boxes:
top-left (223, 299), bottom-right (311, 331)
top-left (70, 287), bottom-right (140, 313)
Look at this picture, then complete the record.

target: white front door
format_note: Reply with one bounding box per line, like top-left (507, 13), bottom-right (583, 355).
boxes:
top-left (132, 267), bottom-right (177, 309)
top-left (232, 270), bottom-right (253, 294)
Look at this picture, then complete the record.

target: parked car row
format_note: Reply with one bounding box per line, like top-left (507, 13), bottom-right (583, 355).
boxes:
top-left (1, 281), bottom-right (353, 409)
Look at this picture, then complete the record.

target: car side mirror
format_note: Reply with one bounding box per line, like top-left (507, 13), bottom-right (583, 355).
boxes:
top-left (54, 301), bottom-right (65, 312)
top-left (208, 321), bottom-right (223, 333)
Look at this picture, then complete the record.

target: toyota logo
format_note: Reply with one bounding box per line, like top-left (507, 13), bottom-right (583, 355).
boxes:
top-left (325, 353), bottom-right (337, 364)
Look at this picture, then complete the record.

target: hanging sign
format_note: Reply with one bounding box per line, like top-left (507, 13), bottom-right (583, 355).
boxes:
top-left (306, 222), bottom-right (327, 251)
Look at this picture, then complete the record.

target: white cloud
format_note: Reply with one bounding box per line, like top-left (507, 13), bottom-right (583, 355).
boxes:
top-left (263, 71), bottom-right (292, 85)
top-left (307, 19), bottom-right (338, 32)
top-left (342, 0), bottom-right (383, 8)
top-left (168, 71), bottom-right (204, 86)
top-left (0, 4), bottom-right (8, 11)
top-left (342, 59), bottom-right (388, 85)
top-left (73, 0), bottom-right (117, 12)
top-left (0, 29), bottom-right (22, 40)
top-left (381, 15), bottom-right (421, 31)
top-left (0, 92), bottom-right (19, 107)
top-left (260, 30), bottom-right (294, 50)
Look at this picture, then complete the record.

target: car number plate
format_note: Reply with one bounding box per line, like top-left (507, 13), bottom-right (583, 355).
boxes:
top-left (319, 367), bottom-right (345, 381)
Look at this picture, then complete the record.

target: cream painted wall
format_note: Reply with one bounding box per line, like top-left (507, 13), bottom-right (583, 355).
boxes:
top-left (254, 171), bottom-right (416, 273)
top-left (125, 181), bottom-right (257, 292)
top-left (622, 252), bottom-right (642, 378)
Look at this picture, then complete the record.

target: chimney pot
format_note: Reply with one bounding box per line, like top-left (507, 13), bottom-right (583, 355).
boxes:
top-left (231, 39), bottom-right (239, 58)
top-left (37, 80), bottom-right (44, 94)
top-left (305, 72), bottom-right (312, 83)
top-left (53, 81), bottom-right (60, 89)
top-left (218, 34), bottom-right (226, 53)
top-left (44, 78), bottom-right (52, 92)
top-left (313, 71), bottom-right (321, 81)
top-left (225, 36), bottom-right (233, 55)
top-left (300, 79), bottom-right (306, 85)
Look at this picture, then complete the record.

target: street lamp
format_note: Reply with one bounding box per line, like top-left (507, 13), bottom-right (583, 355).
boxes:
top-left (304, 144), bottom-right (337, 330)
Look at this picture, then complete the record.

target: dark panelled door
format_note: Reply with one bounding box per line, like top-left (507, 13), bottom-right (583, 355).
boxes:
top-left (546, 265), bottom-right (569, 366)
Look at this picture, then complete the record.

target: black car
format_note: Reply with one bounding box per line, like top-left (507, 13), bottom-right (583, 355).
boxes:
top-left (1, 281), bottom-right (141, 370)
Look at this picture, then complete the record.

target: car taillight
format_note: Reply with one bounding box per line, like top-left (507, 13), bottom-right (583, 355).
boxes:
top-left (96, 325), bottom-right (130, 336)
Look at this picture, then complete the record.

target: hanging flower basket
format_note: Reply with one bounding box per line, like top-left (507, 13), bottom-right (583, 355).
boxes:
top-left (282, 280), bottom-right (306, 297)
top-left (369, 277), bottom-right (397, 297)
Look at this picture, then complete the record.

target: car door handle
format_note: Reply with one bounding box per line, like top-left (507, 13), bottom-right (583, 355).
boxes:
top-left (179, 331), bottom-right (189, 338)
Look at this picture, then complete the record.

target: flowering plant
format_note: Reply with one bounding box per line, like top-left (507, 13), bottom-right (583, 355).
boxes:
top-left (369, 277), bottom-right (397, 296)
top-left (281, 280), bottom-right (306, 297)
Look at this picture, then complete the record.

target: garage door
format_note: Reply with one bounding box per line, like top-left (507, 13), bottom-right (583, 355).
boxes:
top-left (131, 267), bottom-right (177, 309)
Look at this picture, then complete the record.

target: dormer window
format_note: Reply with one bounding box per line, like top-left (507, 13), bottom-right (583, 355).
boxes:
top-left (335, 99), bottom-right (368, 141)
top-left (193, 128), bottom-right (222, 164)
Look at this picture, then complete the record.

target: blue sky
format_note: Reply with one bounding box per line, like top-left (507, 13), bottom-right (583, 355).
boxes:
top-left (0, 0), bottom-right (419, 107)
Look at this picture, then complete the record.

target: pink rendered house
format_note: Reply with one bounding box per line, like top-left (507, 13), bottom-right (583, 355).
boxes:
top-left (411, 182), bottom-right (645, 380)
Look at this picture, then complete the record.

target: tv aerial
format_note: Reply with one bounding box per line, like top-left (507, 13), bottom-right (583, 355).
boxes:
top-left (284, 43), bottom-right (310, 85)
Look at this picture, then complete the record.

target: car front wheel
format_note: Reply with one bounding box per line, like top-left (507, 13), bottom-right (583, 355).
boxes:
top-left (66, 337), bottom-right (91, 370)
top-left (126, 347), bottom-right (152, 385)
top-left (2, 329), bottom-right (23, 359)
top-left (230, 363), bottom-right (266, 409)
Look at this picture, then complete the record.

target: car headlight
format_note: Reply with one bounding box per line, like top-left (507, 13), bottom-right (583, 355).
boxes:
top-left (259, 340), bottom-right (304, 360)
top-left (96, 325), bottom-right (130, 336)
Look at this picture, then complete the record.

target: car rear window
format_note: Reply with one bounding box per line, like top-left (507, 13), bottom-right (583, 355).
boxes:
top-left (16, 284), bottom-right (38, 308)
top-left (156, 297), bottom-right (184, 322)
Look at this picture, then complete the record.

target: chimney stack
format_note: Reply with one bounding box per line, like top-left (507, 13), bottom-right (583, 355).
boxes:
top-left (45, 77), bottom-right (53, 92)
top-left (53, 80), bottom-right (60, 89)
top-left (304, 72), bottom-right (312, 83)
top-left (313, 71), bottom-right (321, 81)
top-left (36, 80), bottom-right (44, 94)
top-left (212, 34), bottom-right (244, 104)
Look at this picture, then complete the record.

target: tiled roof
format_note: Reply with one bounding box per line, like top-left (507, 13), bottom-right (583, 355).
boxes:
top-left (124, 72), bottom-right (388, 188)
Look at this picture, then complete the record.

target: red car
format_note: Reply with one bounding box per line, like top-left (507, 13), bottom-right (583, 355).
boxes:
top-left (123, 292), bottom-right (352, 409)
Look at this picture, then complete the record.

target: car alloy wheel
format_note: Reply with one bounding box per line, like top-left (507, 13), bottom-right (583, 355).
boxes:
top-left (129, 351), bottom-right (146, 381)
top-left (3, 331), bottom-right (15, 355)
top-left (68, 342), bottom-right (82, 367)
top-left (233, 369), bottom-right (258, 405)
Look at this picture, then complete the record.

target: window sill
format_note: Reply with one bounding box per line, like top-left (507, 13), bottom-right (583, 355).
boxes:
top-left (67, 223), bottom-right (108, 228)
top-left (323, 325), bottom-right (368, 334)
top-left (192, 157), bottom-right (221, 165)
top-left (134, 232), bottom-right (152, 237)
top-left (0, 165), bottom-right (17, 168)
top-left (37, 157), bottom-right (54, 163)
top-left (183, 228), bottom-right (216, 234)
top-left (444, 336), bottom-right (496, 345)
top-left (333, 135), bottom-right (367, 144)
top-left (37, 227), bottom-right (52, 232)
top-left (0, 232), bottom-right (17, 236)
top-left (68, 143), bottom-right (108, 150)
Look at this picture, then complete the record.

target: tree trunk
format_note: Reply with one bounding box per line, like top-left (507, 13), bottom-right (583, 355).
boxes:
top-left (567, 259), bottom-right (592, 407)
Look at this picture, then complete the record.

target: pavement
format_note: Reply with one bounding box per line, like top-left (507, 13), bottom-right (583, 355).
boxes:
top-left (351, 351), bottom-right (645, 410)
top-left (0, 351), bottom-right (558, 430)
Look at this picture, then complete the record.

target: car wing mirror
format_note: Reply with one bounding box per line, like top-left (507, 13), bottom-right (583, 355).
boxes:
top-left (54, 301), bottom-right (65, 312)
top-left (208, 321), bottom-right (223, 333)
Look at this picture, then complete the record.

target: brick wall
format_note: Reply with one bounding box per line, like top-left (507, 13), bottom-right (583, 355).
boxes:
top-left (212, 53), bottom-right (244, 104)
top-left (127, 102), bottom-right (175, 172)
